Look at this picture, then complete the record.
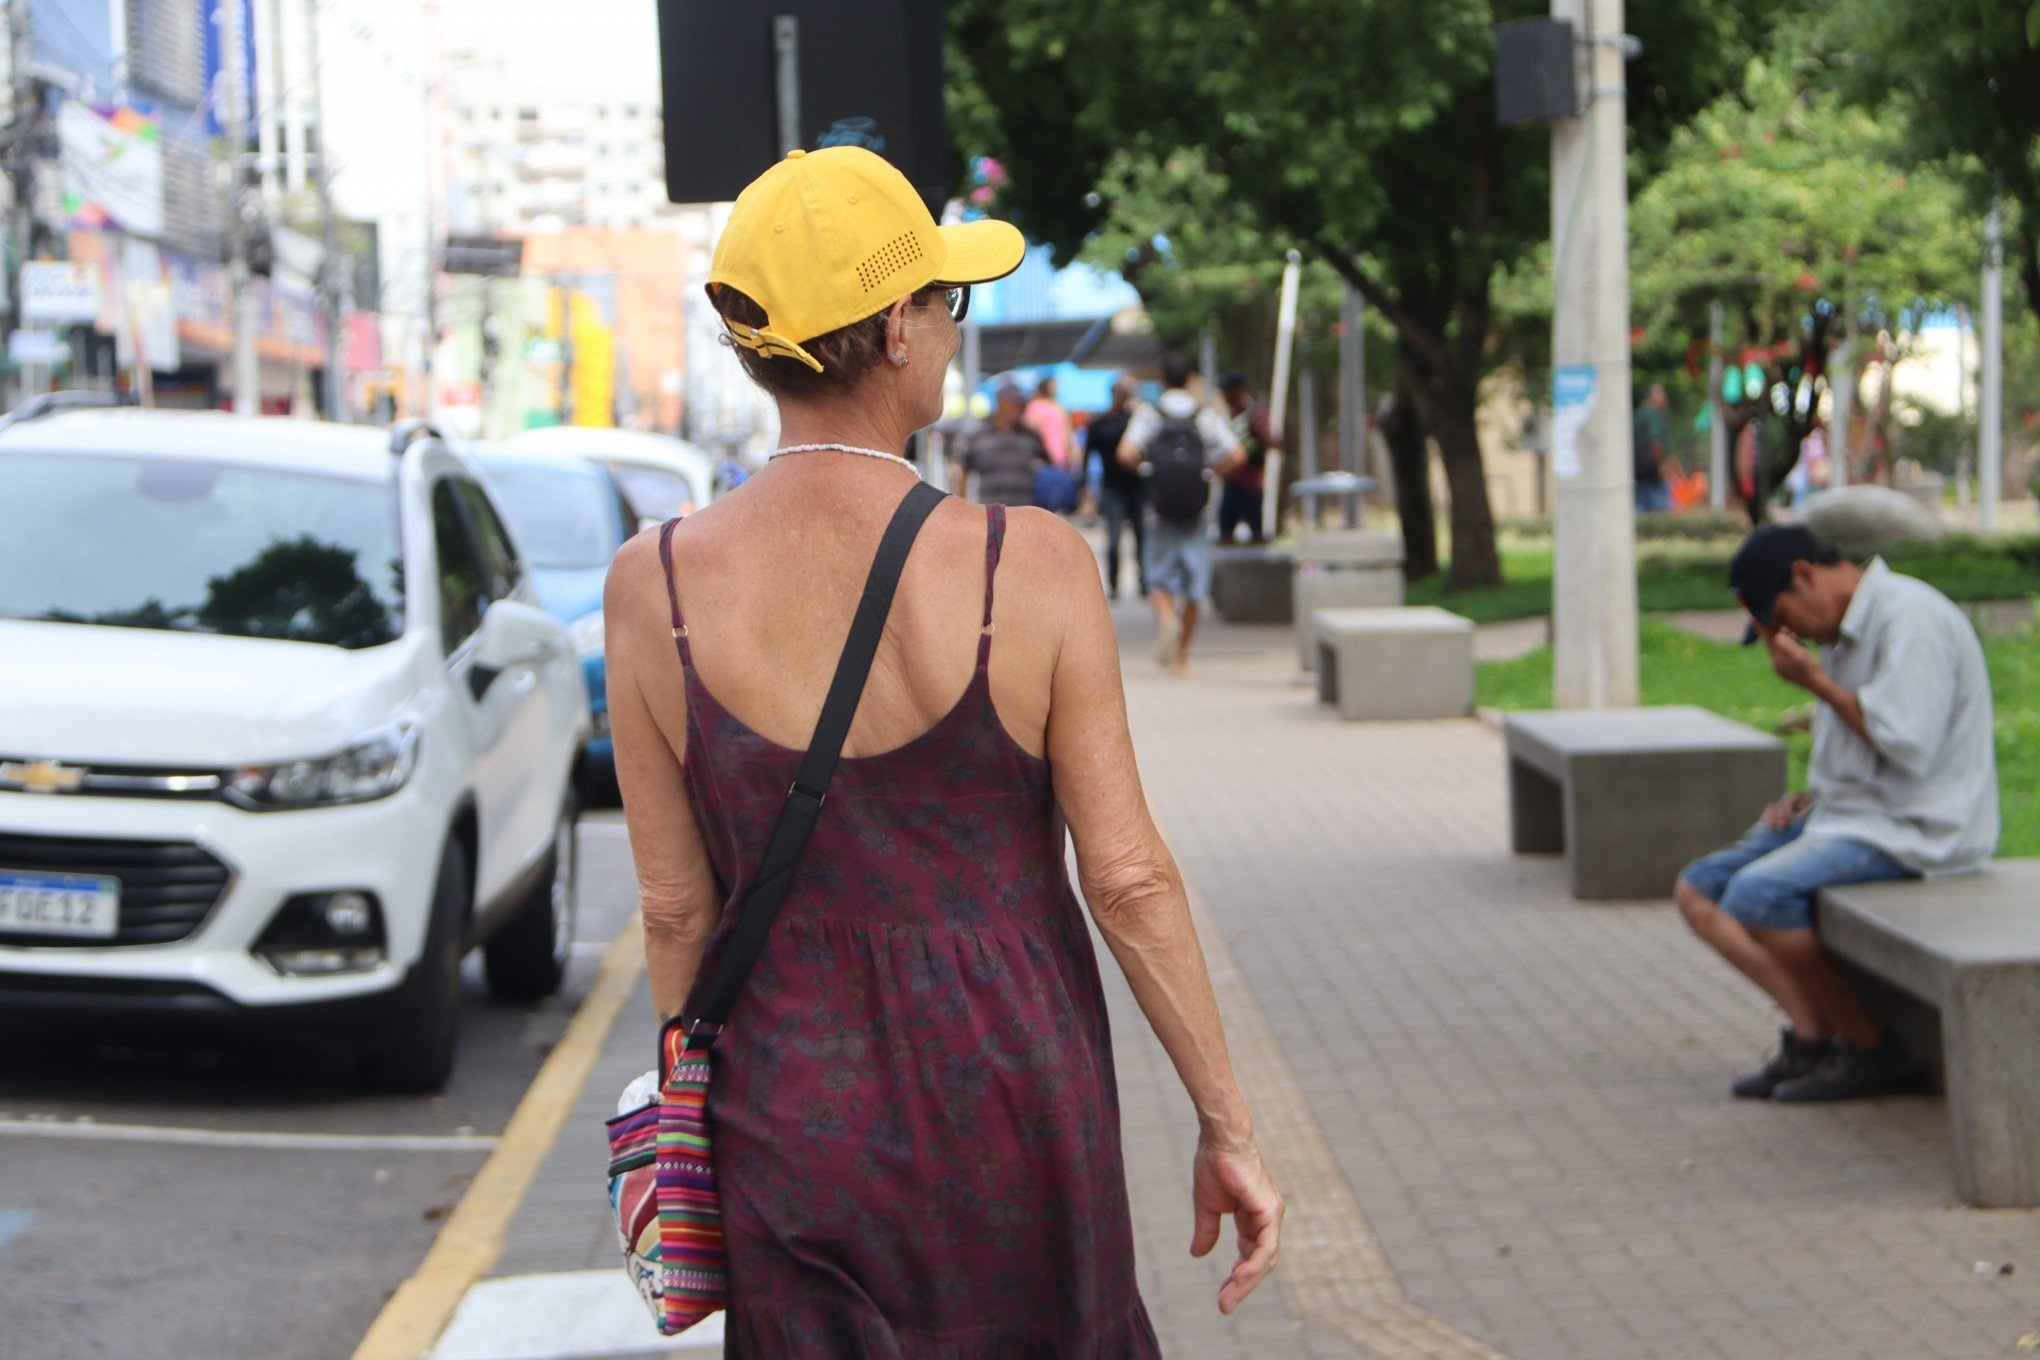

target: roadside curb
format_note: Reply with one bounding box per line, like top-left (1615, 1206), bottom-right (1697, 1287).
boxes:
top-left (350, 916), bottom-right (646, 1360)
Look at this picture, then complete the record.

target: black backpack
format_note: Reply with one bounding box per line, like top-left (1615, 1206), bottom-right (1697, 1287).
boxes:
top-left (1144, 416), bottom-right (1211, 525)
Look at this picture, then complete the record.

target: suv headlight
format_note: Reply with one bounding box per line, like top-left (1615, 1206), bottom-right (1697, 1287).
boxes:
top-left (225, 718), bottom-right (422, 811)
top-left (567, 610), bottom-right (605, 659)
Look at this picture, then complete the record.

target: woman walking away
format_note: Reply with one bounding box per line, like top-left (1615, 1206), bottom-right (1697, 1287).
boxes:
top-left (604, 145), bottom-right (1281, 1356)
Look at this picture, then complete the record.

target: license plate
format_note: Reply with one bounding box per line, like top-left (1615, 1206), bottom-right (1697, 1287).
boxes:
top-left (0, 869), bottom-right (120, 939)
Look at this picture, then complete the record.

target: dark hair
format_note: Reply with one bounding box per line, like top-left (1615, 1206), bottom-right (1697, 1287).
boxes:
top-left (1159, 351), bottom-right (1195, 390)
top-left (713, 285), bottom-right (943, 400)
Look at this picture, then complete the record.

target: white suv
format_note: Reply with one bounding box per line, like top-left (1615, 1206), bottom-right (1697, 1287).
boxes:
top-left (0, 405), bottom-right (590, 1091)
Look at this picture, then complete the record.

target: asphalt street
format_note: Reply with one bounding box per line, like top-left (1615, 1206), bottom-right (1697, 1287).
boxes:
top-left (0, 811), bottom-right (640, 1360)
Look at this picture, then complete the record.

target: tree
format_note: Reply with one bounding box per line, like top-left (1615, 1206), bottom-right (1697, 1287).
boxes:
top-left (948, 0), bottom-right (1779, 588)
top-left (1075, 150), bottom-right (1434, 572)
top-left (1834, 0), bottom-right (2040, 313)
top-left (1629, 54), bottom-right (1975, 519)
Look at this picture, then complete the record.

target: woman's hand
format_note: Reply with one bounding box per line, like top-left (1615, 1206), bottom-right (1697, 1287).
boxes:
top-left (1191, 1132), bottom-right (1283, 1315)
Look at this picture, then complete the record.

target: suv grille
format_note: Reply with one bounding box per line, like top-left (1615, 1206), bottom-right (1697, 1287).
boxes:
top-left (0, 756), bottom-right (224, 800)
top-left (0, 832), bottom-right (231, 948)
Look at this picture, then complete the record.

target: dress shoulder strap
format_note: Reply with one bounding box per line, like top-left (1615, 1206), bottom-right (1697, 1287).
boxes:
top-left (977, 504), bottom-right (1005, 669)
top-left (656, 516), bottom-right (692, 665)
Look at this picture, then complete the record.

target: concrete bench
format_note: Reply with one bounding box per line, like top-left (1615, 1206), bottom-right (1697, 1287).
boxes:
top-left (1505, 706), bottom-right (1784, 900)
top-left (1210, 545), bottom-right (1294, 623)
top-left (1314, 606), bottom-right (1473, 721)
top-left (1817, 862), bottom-right (2040, 1207)
top-left (1293, 530), bottom-right (1404, 670)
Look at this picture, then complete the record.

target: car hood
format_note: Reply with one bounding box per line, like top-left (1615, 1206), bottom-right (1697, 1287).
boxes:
top-left (527, 566), bottom-right (607, 624)
top-left (0, 620), bottom-right (434, 766)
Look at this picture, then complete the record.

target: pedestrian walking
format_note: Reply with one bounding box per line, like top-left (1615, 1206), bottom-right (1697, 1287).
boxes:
top-left (1633, 383), bottom-right (1675, 513)
top-left (952, 381), bottom-right (1050, 507)
top-left (604, 146), bottom-right (1280, 1353)
top-left (1024, 373), bottom-right (1074, 471)
top-left (1217, 372), bottom-right (1275, 545)
top-left (1088, 374), bottom-right (1147, 597)
top-left (1117, 352), bottom-right (1246, 673)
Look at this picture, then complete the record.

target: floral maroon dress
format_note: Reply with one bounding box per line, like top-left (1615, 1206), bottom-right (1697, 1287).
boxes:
top-left (665, 503), bottom-right (1161, 1358)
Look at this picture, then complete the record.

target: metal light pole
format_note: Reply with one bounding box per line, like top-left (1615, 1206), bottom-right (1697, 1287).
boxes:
top-left (1265, 249), bottom-right (1303, 542)
top-left (1981, 204), bottom-right (2003, 534)
top-left (1707, 298), bottom-right (1727, 510)
top-left (1338, 282), bottom-right (1364, 476)
top-left (306, 0), bottom-right (346, 421)
top-left (1549, 0), bottom-right (1638, 708)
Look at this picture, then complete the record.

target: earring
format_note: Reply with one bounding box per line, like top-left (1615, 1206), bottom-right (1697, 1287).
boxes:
top-left (892, 352), bottom-right (909, 366)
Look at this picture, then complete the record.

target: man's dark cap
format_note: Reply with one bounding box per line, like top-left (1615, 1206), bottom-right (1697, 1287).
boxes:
top-left (1218, 370), bottom-right (1247, 390)
top-left (1728, 523), bottom-right (1833, 639)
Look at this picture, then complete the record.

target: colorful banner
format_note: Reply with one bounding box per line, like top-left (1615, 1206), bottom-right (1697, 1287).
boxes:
top-left (58, 104), bottom-right (164, 239)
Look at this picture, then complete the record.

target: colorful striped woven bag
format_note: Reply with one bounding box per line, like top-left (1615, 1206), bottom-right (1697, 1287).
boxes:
top-left (603, 1022), bottom-right (726, 1335)
top-left (602, 484), bottom-right (946, 1337)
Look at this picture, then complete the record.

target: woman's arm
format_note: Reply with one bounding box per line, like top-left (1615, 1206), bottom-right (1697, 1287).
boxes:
top-left (604, 532), bottom-right (726, 1023)
top-left (1038, 523), bottom-right (1280, 1312)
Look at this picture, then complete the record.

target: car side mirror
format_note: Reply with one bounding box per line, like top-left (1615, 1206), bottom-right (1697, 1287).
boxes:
top-left (470, 599), bottom-right (563, 699)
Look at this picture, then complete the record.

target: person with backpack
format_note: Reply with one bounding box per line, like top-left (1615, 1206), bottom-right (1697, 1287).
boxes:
top-left (1116, 352), bottom-right (1245, 673)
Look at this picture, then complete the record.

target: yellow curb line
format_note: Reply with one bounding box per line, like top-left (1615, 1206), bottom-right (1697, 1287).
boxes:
top-left (351, 916), bottom-right (647, 1360)
top-left (1153, 808), bottom-right (1512, 1360)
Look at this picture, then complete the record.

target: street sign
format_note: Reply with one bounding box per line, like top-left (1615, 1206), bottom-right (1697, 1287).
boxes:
top-left (656, 0), bottom-right (946, 210)
top-left (19, 262), bottom-right (101, 326)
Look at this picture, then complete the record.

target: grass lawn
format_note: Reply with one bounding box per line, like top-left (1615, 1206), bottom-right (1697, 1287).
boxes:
top-left (1406, 531), bottom-right (2040, 624)
top-left (1475, 616), bottom-right (2040, 858)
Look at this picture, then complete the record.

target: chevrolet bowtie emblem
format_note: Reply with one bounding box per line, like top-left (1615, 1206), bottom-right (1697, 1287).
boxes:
top-left (2, 759), bottom-right (87, 793)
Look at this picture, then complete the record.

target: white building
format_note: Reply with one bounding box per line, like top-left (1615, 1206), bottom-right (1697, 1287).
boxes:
top-left (444, 90), bottom-right (679, 234)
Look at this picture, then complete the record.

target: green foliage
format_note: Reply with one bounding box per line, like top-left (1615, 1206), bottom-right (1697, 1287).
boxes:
top-left (1407, 533), bottom-right (2040, 622)
top-left (1477, 617), bottom-right (2040, 857)
top-left (1830, 0), bottom-right (2040, 312)
top-left (1628, 49), bottom-right (1976, 516)
top-left (946, 0), bottom-right (1783, 589)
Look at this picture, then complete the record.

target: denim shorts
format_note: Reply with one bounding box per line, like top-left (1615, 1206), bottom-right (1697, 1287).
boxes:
top-left (1144, 518), bottom-right (1213, 604)
top-left (1679, 815), bottom-right (1914, 931)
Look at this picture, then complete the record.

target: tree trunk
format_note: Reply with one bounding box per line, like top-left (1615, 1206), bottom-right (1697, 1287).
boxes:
top-left (1398, 348), bottom-right (1500, 590)
top-left (1379, 376), bottom-right (1438, 581)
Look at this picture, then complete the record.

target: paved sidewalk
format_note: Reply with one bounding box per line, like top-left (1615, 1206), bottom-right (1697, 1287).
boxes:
top-left (432, 598), bottom-right (2037, 1360)
top-left (1118, 605), bottom-right (2038, 1360)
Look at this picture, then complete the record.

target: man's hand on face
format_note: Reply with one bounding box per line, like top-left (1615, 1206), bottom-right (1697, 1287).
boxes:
top-left (1757, 620), bottom-right (1825, 692)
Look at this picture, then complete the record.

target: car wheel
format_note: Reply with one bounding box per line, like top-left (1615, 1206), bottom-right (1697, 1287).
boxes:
top-left (364, 837), bottom-right (468, 1094)
top-left (482, 789), bottom-right (578, 1003)
top-left (577, 760), bottom-right (621, 809)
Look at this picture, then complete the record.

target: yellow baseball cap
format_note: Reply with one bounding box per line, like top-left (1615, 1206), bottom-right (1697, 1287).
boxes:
top-left (707, 146), bottom-right (1026, 372)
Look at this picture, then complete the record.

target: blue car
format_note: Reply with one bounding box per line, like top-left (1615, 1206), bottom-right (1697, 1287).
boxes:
top-left (470, 443), bottom-right (633, 803)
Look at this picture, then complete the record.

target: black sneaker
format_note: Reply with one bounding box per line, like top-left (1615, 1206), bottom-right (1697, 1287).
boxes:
top-left (1730, 1029), bottom-right (1831, 1099)
top-left (1773, 1033), bottom-right (1928, 1103)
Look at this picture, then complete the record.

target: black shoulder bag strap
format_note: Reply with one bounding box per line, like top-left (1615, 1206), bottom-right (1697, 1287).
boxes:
top-left (673, 479), bottom-right (946, 1052)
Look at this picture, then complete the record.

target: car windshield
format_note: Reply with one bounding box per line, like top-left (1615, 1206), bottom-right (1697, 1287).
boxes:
top-left (0, 451), bottom-right (404, 648)
top-left (476, 460), bottom-right (623, 569)
top-left (605, 460), bottom-right (701, 522)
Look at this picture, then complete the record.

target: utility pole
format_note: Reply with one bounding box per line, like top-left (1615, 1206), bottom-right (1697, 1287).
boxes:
top-left (1338, 282), bottom-right (1364, 476)
top-left (305, 0), bottom-right (345, 421)
top-left (1706, 299), bottom-right (1727, 510)
top-left (1549, 0), bottom-right (1638, 709)
top-left (222, 0), bottom-right (261, 416)
top-left (6, 0), bottom-right (34, 406)
top-left (1980, 204), bottom-right (2003, 535)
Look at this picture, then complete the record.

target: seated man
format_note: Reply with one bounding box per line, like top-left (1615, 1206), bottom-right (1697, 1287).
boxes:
top-left (1675, 525), bottom-right (1998, 1102)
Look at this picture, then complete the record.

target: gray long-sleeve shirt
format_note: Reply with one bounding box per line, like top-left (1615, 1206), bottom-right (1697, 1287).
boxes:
top-left (1805, 558), bottom-right (1998, 873)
